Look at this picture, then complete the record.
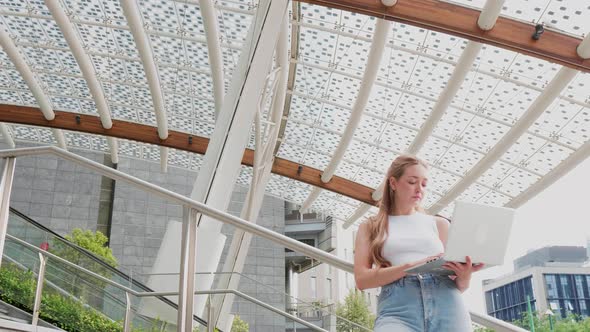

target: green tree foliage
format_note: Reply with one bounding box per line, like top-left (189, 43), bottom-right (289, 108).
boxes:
top-left (48, 229), bottom-right (118, 305)
top-left (474, 311), bottom-right (590, 332)
top-left (0, 262), bottom-right (122, 331)
top-left (335, 289), bottom-right (375, 331)
top-left (231, 315), bottom-right (249, 332)
top-left (63, 228), bottom-right (118, 267)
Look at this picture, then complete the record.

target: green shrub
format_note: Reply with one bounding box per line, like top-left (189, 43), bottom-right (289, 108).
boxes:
top-left (62, 229), bottom-right (118, 268)
top-left (0, 263), bottom-right (36, 309)
top-left (0, 262), bottom-right (165, 332)
top-left (231, 315), bottom-right (249, 332)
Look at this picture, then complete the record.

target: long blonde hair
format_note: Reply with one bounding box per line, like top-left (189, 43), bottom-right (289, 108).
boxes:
top-left (367, 154), bottom-right (428, 267)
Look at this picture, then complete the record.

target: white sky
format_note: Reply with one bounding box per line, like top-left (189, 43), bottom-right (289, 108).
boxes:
top-left (463, 156), bottom-right (590, 314)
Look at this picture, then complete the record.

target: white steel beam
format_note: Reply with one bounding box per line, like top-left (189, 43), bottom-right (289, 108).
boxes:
top-left (120, 0), bottom-right (168, 140)
top-left (45, 0), bottom-right (112, 130)
top-left (344, 0), bottom-right (506, 227)
top-left (151, 0), bottom-right (289, 320)
top-left (0, 157), bottom-right (16, 269)
top-left (160, 146), bottom-right (168, 173)
top-left (577, 33), bottom-right (590, 59)
top-left (477, 0), bottom-right (505, 31)
top-left (299, 19), bottom-right (391, 212)
top-left (0, 124), bottom-right (15, 149)
top-left (0, 26), bottom-right (53, 120)
top-left (288, 90), bottom-right (546, 177)
top-left (200, 0), bottom-right (225, 118)
top-left (506, 139), bottom-right (590, 209)
top-left (428, 66), bottom-right (577, 214)
top-left (407, 1), bottom-right (505, 154)
top-left (51, 128), bottom-right (67, 149)
top-left (120, 0), bottom-right (169, 169)
top-left (0, 24), bottom-right (69, 149)
top-left (107, 137), bottom-right (119, 164)
top-left (291, 57), bottom-right (590, 119)
top-left (212, 19), bottom-right (290, 329)
top-left (406, 41), bottom-right (482, 154)
top-left (45, 0), bottom-right (120, 161)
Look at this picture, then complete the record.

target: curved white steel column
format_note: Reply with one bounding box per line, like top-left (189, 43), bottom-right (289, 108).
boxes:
top-left (45, 0), bottom-right (119, 161)
top-left (120, 0), bottom-right (169, 170)
top-left (406, 41), bottom-right (482, 154)
top-left (159, 146), bottom-right (168, 173)
top-left (213, 19), bottom-right (290, 330)
top-left (51, 128), bottom-right (67, 149)
top-left (344, 0), bottom-right (506, 227)
top-left (578, 33), bottom-right (590, 59)
top-left (120, 0), bottom-right (168, 140)
top-left (0, 27), bottom-right (53, 120)
top-left (429, 66), bottom-right (577, 214)
top-left (44, 0), bottom-right (112, 130)
top-left (299, 19), bottom-right (391, 212)
top-left (1, 24), bottom-right (70, 150)
top-left (477, 0), bottom-right (505, 30)
top-left (0, 124), bottom-right (15, 149)
top-left (506, 139), bottom-right (590, 208)
top-left (200, 0), bottom-right (225, 118)
top-left (107, 137), bottom-right (119, 164)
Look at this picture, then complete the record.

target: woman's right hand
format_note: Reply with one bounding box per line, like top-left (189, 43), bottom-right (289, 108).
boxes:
top-left (403, 253), bottom-right (444, 271)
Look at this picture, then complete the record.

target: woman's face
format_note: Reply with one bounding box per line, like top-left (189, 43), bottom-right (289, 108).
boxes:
top-left (390, 164), bottom-right (428, 208)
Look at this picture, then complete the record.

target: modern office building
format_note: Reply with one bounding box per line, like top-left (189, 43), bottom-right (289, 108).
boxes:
top-left (1, 0), bottom-right (590, 331)
top-left (483, 246), bottom-right (590, 322)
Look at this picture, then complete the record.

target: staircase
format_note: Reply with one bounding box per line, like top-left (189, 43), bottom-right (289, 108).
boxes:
top-left (0, 208), bottom-right (208, 331)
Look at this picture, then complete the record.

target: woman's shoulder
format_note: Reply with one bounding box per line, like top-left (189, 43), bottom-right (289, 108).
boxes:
top-left (429, 214), bottom-right (451, 229)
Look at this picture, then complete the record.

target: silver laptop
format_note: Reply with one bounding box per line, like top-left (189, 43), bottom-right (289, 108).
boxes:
top-left (405, 201), bottom-right (516, 275)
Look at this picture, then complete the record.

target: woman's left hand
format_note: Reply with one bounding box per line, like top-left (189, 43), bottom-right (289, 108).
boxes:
top-left (442, 256), bottom-right (485, 292)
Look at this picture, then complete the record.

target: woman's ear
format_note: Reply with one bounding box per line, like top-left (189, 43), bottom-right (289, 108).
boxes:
top-left (388, 177), bottom-right (396, 191)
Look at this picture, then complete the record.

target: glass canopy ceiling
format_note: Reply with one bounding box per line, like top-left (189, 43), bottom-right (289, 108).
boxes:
top-left (1, 0), bottom-right (589, 227)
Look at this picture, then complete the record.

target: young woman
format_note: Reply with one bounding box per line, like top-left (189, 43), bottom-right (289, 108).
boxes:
top-left (354, 155), bottom-right (484, 332)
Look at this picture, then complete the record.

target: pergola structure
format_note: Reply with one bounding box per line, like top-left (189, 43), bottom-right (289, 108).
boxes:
top-left (1, 0), bottom-right (590, 328)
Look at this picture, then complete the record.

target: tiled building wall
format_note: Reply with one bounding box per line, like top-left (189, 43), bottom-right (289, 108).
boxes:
top-left (5, 147), bottom-right (286, 331)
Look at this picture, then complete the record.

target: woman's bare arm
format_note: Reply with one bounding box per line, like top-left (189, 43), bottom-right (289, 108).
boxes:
top-left (354, 222), bottom-right (415, 290)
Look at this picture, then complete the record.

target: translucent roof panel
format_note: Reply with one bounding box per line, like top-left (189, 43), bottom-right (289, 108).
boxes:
top-left (444, 0), bottom-right (590, 37)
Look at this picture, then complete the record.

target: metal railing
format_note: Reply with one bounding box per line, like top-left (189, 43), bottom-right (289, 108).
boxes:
top-left (0, 146), bottom-right (527, 332)
top-left (6, 207), bottom-right (208, 327)
top-left (5, 234), bottom-right (326, 332)
top-left (136, 271), bottom-right (372, 331)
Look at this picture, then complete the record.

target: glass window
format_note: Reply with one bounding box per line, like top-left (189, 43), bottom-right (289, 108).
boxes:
top-left (579, 300), bottom-right (588, 316)
top-left (560, 275), bottom-right (574, 298)
top-left (575, 275), bottom-right (585, 298)
top-left (486, 292), bottom-right (495, 313)
top-left (546, 275), bottom-right (558, 299)
top-left (311, 276), bottom-right (317, 298)
top-left (507, 283), bottom-right (514, 306)
top-left (524, 277), bottom-right (534, 298)
top-left (326, 278), bottom-right (332, 300)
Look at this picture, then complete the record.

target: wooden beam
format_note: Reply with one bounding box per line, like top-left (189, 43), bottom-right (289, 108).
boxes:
top-left (0, 104), bottom-right (377, 206)
top-left (297, 0), bottom-right (590, 73)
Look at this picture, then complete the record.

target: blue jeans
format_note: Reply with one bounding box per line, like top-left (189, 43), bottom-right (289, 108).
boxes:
top-left (374, 274), bottom-right (472, 332)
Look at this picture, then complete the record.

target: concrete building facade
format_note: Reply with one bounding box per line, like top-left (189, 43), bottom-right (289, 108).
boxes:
top-left (483, 246), bottom-right (590, 322)
top-left (5, 146), bottom-right (287, 331)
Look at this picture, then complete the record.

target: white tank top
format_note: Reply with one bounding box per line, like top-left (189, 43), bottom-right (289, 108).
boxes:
top-left (381, 213), bottom-right (445, 266)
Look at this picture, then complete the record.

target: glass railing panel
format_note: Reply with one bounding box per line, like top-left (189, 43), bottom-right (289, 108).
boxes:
top-left (5, 208), bottom-right (208, 328)
top-left (205, 293), bottom-right (318, 332)
top-left (2, 238), bottom-right (175, 332)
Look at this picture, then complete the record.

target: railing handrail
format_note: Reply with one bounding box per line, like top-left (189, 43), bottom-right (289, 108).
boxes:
top-left (0, 146), bottom-right (353, 272)
top-left (137, 271), bottom-right (372, 331)
top-left (0, 147), bottom-right (525, 331)
top-left (4, 234), bottom-right (326, 332)
top-left (7, 207), bottom-right (208, 327)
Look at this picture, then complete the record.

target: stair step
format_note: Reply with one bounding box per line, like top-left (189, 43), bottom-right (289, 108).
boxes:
top-left (0, 312), bottom-right (29, 324)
